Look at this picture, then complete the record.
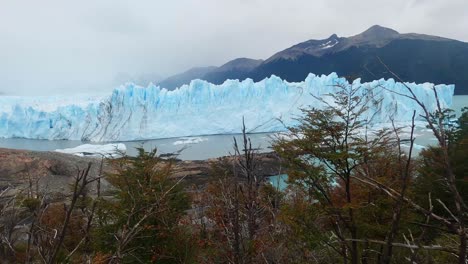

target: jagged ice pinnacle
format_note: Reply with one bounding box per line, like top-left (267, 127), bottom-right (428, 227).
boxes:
top-left (0, 73), bottom-right (454, 142)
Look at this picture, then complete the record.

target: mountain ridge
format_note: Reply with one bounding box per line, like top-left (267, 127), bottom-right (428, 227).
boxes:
top-left (158, 25), bottom-right (468, 94)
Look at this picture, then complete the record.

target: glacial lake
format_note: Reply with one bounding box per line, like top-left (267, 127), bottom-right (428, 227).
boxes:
top-left (0, 95), bottom-right (466, 160)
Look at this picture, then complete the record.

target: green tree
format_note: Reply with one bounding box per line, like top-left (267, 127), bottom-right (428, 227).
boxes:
top-left (273, 82), bottom-right (417, 263)
top-left (412, 107), bottom-right (468, 251)
top-left (93, 148), bottom-right (196, 263)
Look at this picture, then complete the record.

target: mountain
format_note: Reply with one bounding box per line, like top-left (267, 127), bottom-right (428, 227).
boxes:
top-left (201, 58), bottom-right (263, 84)
top-left (159, 25), bottom-right (468, 94)
top-left (158, 58), bottom-right (263, 89)
top-left (265, 25), bottom-right (451, 61)
top-left (157, 66), bottom-right (217, 90)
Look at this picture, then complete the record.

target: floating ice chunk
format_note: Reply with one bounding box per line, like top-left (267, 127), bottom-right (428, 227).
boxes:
top-left (55, 143), bottom-right (126, 158)
top-left (173, 137), bottom-right (208, 145)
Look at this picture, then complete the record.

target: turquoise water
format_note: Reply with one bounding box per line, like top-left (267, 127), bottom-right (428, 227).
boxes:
top-left (453, 95), bottom-right (468, 117)
top-left (268, 174), bottom-right (289, 190)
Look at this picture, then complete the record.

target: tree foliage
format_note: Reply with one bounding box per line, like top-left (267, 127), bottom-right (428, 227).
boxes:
top-left (93, 148), bottom-right (196, 263)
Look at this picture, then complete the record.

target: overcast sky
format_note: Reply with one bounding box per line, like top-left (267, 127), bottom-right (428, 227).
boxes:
top-left (1, 0), bottom-right (467, 95)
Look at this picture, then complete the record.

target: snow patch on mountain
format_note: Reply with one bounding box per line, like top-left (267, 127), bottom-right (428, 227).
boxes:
top-left (320, 40), bottom-right (339, 49)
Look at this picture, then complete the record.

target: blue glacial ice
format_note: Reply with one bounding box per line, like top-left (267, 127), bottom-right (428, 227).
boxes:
top-left (0, 73), bottom-right (454, 142)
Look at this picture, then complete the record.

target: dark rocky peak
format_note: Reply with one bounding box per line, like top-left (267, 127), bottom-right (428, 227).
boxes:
top-left (346, 25), bottom-right (400, 48)
top-left (360, 25), bottom-right (399, 38)
top-left (215, 58), bottom-right (264, 72)
top-left (265, 33), bottom-right (346, 62)
top-left (291, 33), bottom-right (340, 49)
top-left (328, 33), bottom-right (339, 40)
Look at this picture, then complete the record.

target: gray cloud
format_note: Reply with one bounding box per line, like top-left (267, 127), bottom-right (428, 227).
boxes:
top-left (0, 0), bottom-right (467, 95)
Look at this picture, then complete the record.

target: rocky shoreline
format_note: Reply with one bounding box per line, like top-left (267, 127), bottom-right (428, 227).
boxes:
top-left (0, 148), bottom-right (283, 198)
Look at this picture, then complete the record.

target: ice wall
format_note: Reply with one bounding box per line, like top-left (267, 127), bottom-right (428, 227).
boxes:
top-left (0, 73), bottom-right (454, 141)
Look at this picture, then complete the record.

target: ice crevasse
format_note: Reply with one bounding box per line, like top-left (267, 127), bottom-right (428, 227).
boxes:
top-left (0, 73), bottom-right (454, 142)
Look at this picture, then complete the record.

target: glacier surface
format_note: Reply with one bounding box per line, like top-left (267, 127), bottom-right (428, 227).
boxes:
top-left (0, 73), bottom-right (454, 142)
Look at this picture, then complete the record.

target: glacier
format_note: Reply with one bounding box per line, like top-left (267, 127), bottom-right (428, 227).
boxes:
top-left (0, 73), bottom-right (454, 142)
